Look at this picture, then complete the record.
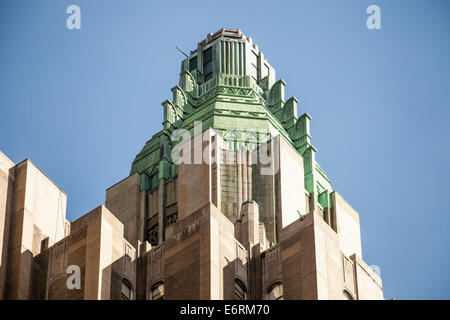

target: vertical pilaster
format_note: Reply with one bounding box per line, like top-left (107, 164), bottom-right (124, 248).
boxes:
top-left (237, 150), bottom-right (242, 216)
top-left (157, 175), bottom-right (166, 244)
top-left (138, 190), bottom-right (146, 244)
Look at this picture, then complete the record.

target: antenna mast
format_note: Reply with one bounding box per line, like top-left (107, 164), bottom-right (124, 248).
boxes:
top-left (176, 46), bottom-right (189, 58)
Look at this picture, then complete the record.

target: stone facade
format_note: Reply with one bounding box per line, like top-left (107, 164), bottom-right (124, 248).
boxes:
top-left (0, 29), bottom-right (383, 300)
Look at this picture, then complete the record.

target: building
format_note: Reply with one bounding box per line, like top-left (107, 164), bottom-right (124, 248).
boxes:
top-left (0, 28), bottom-right (383, 300)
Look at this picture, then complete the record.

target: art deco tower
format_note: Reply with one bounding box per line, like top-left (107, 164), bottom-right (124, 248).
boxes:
top-left (0, 29), bottom-right (383, 300)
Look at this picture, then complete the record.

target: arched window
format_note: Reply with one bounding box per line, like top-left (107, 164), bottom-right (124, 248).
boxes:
top-left (151, 282), bottom-right (165, 300)
top-left (342, 290), bottom-right (354, 300)
top-left (121, 279), bottom-right (133, 300)
top-left (267, 282), bottom-right (283, 300)
top-left (234, 279), bottom-right (247, 300)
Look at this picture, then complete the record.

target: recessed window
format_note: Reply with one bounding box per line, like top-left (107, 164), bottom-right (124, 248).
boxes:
top-left (147, 223), bottom-right (158, 247)
top-left (203, 47), bottom-right (213, 82)
top-left (151, 282), bottom-right (165, 300)
top-left (167, 212), bottom-right (178, 226)
top-left (234, 279), bottom-right (247, 300)
top-left (121, 279), bottom-right (133, 300)
top-left (267, 283), bottom-right (283, 300)
top-left (189, 56), bottom-right (197, 72)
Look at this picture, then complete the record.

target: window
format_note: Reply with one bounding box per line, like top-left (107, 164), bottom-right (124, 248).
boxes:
top-left (167, 212), bottom-right (178, 226)
top-left (121, 279), bottom-right (133, 300)
top-left (267, 283), bottom-right (283, 300)
top-left (147, 223), bottom-right (158, 247)
top-left (189, 56), bottom-right (197, 72)
top-left (234, 279), bottom-right (247, 300)
top-left (203, 47), bottom-right (213, 82)
top-left (151, 282), bottom-right (165, 300)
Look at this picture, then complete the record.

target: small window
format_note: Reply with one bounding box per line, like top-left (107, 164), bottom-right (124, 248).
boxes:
top-left (147, 223), bottom-right (158, 247)
top-left (204, 46), bottom-right (213, 63)
top-left (151, 282), bottom-right (165, 300)
top-left (234, 279), bottom-right (247, 300)
top-left (203, 47), bottom-right (213, 82)
top-left (121, 279), bottom-right (133, 300)
top-left (267, 283), bottom-right (283, 300)
top-left (167, 212), bottom-right (178, 226)
top-left (189, 56), bottom-right (197, 72)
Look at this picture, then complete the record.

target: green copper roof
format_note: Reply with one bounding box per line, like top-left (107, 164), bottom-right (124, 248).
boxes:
top-left (131, 28), bottom-right (334, 206)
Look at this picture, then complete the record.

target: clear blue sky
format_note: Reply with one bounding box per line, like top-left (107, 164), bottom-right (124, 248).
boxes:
top-left (1, 0), bottom-right (449, 299)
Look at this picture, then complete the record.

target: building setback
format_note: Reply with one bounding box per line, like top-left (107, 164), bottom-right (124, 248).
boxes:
top-left (0, 29), bottom-right (383, 300)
